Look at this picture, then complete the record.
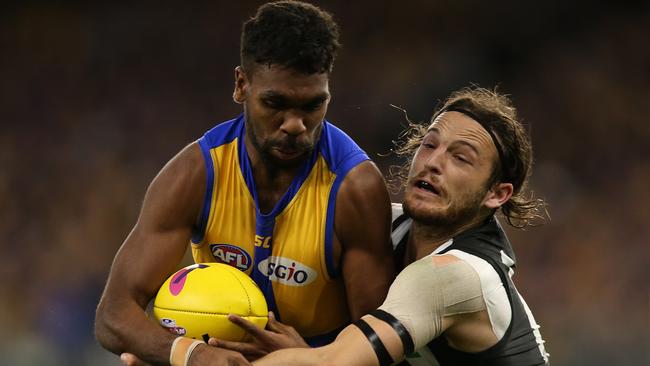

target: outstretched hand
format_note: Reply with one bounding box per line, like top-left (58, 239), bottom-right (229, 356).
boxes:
top-left (208, 311), bottom-right (309, 361)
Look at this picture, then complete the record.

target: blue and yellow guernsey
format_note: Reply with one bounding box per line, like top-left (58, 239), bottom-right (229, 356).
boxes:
top-left (191, 115), bottom-right (369, 345)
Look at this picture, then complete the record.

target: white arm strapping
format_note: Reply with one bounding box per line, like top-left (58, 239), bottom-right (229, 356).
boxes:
top-left (378, 256), bottom-right (485, 350)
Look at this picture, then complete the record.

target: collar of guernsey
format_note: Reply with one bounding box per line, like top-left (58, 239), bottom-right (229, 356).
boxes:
top-left (194, 115), bottom-right (370, 323)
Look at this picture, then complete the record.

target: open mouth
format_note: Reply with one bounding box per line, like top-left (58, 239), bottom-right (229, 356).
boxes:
top-left (416, 180), bottom-right (441, 195)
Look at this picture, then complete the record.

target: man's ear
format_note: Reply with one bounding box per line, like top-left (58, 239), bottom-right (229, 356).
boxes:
top-left (233, 66), bottom-right (248, 104)
top-left (484, 182), bottom-right (514, 209)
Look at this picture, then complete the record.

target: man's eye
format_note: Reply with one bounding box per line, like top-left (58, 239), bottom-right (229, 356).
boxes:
top-left (263, 100), bottom-right (281, 109)
top-left (303, 101), bottom-right (324, 112)
top-left (454, 154), bottom-right (469, 163)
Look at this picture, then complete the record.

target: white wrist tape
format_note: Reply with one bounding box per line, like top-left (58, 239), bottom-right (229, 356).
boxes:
top-left (170, 337), bottom-right (203, 366)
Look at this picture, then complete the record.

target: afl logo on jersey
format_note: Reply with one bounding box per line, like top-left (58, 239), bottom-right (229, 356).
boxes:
top-left (209, 244), bottom-right (252, 271)
top-left (257, 256), bottom-right (317, 286)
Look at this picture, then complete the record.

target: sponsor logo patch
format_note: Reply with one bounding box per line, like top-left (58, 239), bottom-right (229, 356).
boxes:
top-left (210, 244), bottom-right (252, 271)
top-left (160, 318), bottom-right (186, 336)
top-left (257, 256), bottom-right (317, 286)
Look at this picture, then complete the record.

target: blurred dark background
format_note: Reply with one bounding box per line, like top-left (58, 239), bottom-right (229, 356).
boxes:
top-left (1, 1), bottom-right (648, 365)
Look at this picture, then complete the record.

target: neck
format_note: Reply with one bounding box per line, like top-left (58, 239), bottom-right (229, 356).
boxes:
top-left (244, 136), bottom-right (302, 213)
top-left (405, 214), bottom-right (489, 264)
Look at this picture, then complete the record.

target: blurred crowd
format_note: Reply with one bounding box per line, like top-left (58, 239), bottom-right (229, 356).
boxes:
top-left (1, 1), bottom-right (648, 365)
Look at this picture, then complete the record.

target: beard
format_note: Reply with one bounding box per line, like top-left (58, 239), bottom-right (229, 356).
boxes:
top-left (403, 184), bottom-right (487, 229)
top-left (245, 111), bottom-right (321, 169)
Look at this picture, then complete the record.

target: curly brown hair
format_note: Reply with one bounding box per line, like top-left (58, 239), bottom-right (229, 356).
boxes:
top-left (241, 1), bottom-right (340, 75)
top-left (392, 86), bottom-right (548, 229)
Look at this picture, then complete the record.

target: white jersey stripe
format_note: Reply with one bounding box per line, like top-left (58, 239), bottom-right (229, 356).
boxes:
top-left (515, 290), bottom-right (550, 363)
top-left (446, 249), bottom-right (511, 341)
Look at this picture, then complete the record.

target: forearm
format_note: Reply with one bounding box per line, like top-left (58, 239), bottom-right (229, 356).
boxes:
top-left (253, 324), bottom-right (383, 366)
top-left (95, 142), bottom-right (206, 364)
top-left (95, 296), bottom-right (176, 365)
top-left (253, 348), bottom-right (327, 366)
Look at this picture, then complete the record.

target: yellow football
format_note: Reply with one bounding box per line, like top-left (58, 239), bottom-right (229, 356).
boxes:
top-left (153, 263), bottom-right (268, 341)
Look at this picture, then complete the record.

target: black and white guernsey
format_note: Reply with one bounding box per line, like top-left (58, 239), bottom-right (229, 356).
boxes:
top-left (391, 204), bottom-right (550, 366)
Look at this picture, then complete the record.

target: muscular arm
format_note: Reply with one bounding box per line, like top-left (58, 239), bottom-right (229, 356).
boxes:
top-left (253, 316), bottom-right (403, 366)
top-left (253, 255), bottom-right (498, 366)
top-left (95, 142), bottom-right (206, 363)
top-left (334, 161), bottom-right (395, 320)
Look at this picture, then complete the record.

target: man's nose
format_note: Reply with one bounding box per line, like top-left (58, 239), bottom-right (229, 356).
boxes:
top-left (423, 148), bottom-right (444, 174)
top-left (280, 112), bottom-right (307, 136)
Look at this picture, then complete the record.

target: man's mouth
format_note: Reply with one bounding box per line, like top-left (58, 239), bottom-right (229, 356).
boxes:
top-left (416, 180), bottom-right (441, 195)
top-left (273, 146), bottom-right (303, 159)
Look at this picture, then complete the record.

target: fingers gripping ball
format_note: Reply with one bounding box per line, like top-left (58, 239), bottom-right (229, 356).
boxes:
top-left (154, 263), bottom-right (268, 341)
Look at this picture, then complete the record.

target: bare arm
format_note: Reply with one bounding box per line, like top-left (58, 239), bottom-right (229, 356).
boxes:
top-left (95, 142), bottom-right (250, 365)
top-left (254, 255), bottom-right (497, 366)
top-left (334, 161), bottom-right (395, 320)
top-left (253, 316), bottom-right (404, 366)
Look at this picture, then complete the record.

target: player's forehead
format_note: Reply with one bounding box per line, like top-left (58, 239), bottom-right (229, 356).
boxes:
top-left (426, 111), bottom-right (495, 153)
top-left (249, 64), bottom-right (330, 99)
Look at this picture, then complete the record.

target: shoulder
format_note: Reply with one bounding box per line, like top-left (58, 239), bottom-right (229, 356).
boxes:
top-left (444, 250), bottom-right (511, 340)
top-left (137, 141), bottom-right (207, 231)
top-left (318, 121), bottom-right (369, 174)
top-left (341, 158), bottom-right (384, 183)
top-left (160, 141), bottom-right (204, 181)
top-left (200, 116), bottom-right (244, 148)
top-left (336, 161), bottom-right (387, 204)
top-left (393, 254), bottom-right (493, 308)
top-left (444, 250), bottom-right (501, 288)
